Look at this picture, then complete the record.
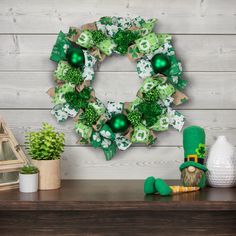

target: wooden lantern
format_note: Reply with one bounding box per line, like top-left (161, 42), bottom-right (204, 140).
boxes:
top-left (0, 116), bottom-right (28, 190)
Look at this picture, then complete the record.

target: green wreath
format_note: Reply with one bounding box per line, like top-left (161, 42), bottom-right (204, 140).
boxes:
top-left (48, 16), bottom-right (189, 160)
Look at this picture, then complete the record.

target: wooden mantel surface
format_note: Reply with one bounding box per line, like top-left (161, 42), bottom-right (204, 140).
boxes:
top-left (0, 180), bottom-right (236, 211)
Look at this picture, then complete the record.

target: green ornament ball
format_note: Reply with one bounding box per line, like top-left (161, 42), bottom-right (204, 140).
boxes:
top-left (109, 114), bottom-right (130, 133)
top-left (66, 46), bottom-right (85, 68)
top-left (151, 54), bottom-right (171, 74)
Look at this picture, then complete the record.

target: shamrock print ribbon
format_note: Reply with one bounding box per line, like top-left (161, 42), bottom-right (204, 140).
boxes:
top-left (90, 124), bottom-right (131, 160)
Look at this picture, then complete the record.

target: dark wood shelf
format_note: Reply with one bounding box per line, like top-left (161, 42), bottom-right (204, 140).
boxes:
top-left (1, 180), bottom-right (236, 211)
top-left (0, 180), bottom-right (236, 235)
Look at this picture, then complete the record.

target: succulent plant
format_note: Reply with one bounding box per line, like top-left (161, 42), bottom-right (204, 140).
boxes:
top-left (20, 165), bottom-right (39, 174)
top-left (25, 123), bottom-right (65, 160)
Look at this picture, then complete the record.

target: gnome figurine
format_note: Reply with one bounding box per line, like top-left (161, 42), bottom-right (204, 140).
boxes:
top-left (144, 125), bottom-right (208, 196)
top-left (180, 126), bottom-right (207, 188)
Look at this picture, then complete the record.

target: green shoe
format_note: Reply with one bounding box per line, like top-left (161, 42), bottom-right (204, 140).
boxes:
top-left (155, 178), bottom-right (173, 196)
top-left (144, 176), bottom-right (156, 194)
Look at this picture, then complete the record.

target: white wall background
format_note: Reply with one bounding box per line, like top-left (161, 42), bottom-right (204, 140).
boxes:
top-left (0, 0), bottom-right (236, 179)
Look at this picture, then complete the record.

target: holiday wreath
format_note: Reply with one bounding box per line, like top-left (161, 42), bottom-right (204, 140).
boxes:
top-left (48, 16), bottom-right (189, 160)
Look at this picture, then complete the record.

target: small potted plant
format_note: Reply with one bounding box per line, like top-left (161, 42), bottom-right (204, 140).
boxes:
top-left (25, 123), bottom-right (65, 190)
top-left (19, 164), bottom-right (39, 193)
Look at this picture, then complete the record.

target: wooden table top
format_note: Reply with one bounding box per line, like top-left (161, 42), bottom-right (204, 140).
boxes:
top-left (0, 180), bottom-right (236, 211)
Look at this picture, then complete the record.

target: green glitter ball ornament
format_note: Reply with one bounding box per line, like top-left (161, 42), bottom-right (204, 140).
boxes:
top-left (66, 46), bottom-right (85, 68)
top-left (109, 114), bottom-right (130, 133)
top-left (151, 54), bottom-right (171, 74)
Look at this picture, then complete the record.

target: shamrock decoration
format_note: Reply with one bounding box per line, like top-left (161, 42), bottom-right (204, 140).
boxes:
top-left (196, 143), bottom-right (206, 158)
top-left (48, 16), bottom-right (189, 160)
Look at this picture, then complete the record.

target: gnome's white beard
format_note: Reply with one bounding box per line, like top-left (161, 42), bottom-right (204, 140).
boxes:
top-left (181, 167), bottom-right (204, 187)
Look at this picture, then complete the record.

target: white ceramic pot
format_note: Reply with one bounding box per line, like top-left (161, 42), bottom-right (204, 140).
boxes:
top-left (19, 173), bottom-right (38, 193)
top-left (32, 159), bottom-right (61, 190)
top-left (206, 136), bottom-right (236, 187)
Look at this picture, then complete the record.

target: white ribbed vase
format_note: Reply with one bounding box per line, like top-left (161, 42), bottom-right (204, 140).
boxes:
top-left (206, 136), bottom-right (236, 187)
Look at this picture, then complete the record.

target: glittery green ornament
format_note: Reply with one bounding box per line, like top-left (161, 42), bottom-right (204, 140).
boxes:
top-left (66, 46), bottom-right (85, 68)
top-left (151, 54), bottom-right (171, 74)
top-left (109, 114), bottom-right (130, 133)
top-left (127, 111), bottom-right (142, 127)
top-left (64, 67), bottom-right (83, 85)
top-left (91, 30), bottom-right (107, 44)
top-left (83, 106), bottom-right (99, 126)
top-left (143, 89), bottom-right (159, 102)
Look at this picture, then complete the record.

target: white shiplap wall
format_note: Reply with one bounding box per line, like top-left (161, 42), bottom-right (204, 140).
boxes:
top-left (0, 0), bottom-right (236, 179)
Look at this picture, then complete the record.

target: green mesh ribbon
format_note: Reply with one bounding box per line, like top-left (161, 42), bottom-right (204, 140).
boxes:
top-left (113, 29), bottom-right (140, 54)
top-left (137, 101), bottom-right (163, 127)
top-left (64, 87), bottom-right (91, 111)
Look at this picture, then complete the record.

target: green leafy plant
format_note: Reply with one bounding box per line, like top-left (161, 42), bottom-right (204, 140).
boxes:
top-left (20, 165), bottom-right (39, 174)
top-left (25, 123), bottom-right (65, 160)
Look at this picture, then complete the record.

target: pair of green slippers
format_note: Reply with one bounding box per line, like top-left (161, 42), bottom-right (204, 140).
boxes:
top-left (144, 177), bottom-right (173, 196)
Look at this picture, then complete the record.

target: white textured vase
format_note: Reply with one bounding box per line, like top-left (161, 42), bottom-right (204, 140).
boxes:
top-left (206, 136), bottom-right (236, 187)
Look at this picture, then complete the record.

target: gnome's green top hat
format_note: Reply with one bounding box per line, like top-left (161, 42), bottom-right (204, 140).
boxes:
top-left (179, 126), bottom-right (207, 172)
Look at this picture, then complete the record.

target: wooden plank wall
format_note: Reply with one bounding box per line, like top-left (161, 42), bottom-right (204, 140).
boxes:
top-left (0, 0), bottom-right (235, 179)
